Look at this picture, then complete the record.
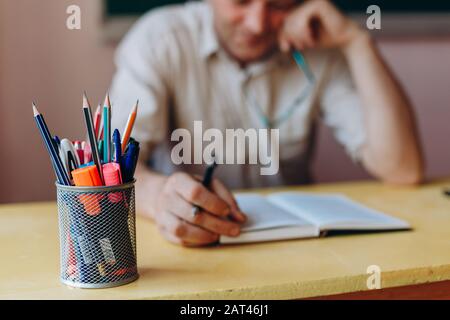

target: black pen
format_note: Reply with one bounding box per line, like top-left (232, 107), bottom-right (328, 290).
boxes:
top-left (202, 161), bottom-right (217, 188)
top-left (192, 160), bottom-right (217, 217)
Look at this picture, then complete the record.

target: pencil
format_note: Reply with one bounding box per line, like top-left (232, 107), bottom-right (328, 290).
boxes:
top-left (121, 100), bottom-right (138, 153)
top-left (103, 94), bottom-right (111, 163)
top-left (83, 92), bottom-right (104, 184)
top-left (97, 103), bottom-right (104, 141)
top-left (33, 102), bottom-right (71, 185)
top-left (93, 104), bottom-right (101, 139)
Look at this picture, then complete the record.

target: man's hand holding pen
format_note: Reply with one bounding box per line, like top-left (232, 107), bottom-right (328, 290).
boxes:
top-left (154, 172), bottom-right (247, 247)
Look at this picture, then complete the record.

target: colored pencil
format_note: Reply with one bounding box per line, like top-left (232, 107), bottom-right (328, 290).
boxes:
top-left (82, 92), bottom-right (104, 184)
top-left (93, 104), bottom-right (101, 139)
top-left (33, 102), bottom-right (71, 185)
top-left (121, 100), bottom-right (138, 153)
top-left (103, 94), bottom-right (111, 163)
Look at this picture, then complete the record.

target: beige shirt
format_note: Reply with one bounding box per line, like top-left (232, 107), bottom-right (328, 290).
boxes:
top-left (110, 1), bottom-right (365, 189)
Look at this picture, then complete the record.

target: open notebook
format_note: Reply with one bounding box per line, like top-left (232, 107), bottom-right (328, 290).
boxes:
top-left (221, 192), bottom-right (410, 244)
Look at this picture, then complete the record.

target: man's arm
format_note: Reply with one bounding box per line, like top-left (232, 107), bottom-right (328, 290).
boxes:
top-left (279, 0), bottom-right (424, 184)
top-left (343, 33), bottom-right (423, 184)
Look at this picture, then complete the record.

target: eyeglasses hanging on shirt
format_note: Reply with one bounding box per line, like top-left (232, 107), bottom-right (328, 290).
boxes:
top-left (243, 50), bottom-right (316, 129)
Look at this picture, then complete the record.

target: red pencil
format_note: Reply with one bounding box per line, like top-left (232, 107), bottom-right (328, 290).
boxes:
top-left (93, 104), bottom-right (101, 139)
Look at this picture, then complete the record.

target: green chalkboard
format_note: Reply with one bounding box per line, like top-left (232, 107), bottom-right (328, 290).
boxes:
top-left (105, 0), bottom-right (450, 16)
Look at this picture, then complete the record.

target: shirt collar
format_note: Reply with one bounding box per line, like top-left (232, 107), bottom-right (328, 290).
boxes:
top-left (199, 6), bottom-right (220, 59)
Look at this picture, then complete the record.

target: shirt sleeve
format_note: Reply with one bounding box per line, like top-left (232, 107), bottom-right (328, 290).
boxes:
top-left (319, 51), bottom-right (366, 162)
top-left (109, 13), bottom-right (177, 163)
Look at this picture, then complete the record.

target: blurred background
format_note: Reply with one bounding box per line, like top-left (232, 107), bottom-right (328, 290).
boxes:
top-left (1, 0), bottom-right (449, 203)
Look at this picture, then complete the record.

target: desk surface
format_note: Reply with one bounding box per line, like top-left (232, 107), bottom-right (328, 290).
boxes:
top-left (1, 179), bottom-right (450, 299)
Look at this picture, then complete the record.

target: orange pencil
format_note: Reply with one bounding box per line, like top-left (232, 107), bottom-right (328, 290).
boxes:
top-left (121, 100), bottom-right (138, 153)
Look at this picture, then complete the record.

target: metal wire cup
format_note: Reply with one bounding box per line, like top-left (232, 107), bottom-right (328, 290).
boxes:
top-left (55, 181), bottom-right (138, 289)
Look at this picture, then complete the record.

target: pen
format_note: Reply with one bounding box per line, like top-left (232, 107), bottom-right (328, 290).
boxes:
top-left (113, 129), bottom-right (122, 164)
top-left (122, 138), bottom-right (140, 182)
top-left (73, 140), bottom-right (84, 165)
top-left (59, 138), bottom-right (80, 180)
top-left (191, 157), bottom-right (217, 217)
top-left (54, 135), bottom-right (61, 150)
top-left (292, 50), bottom-right (315, 83)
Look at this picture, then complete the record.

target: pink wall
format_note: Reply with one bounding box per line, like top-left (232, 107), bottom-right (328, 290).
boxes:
top-left (1, 0), bottom-right (450, 203)
top-left (0, 0), bottom-right (115, 202)
top-left (312, 38), bottom-right (450, 182)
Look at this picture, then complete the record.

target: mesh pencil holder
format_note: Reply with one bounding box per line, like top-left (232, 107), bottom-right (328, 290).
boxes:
top-left (56, 181), bottom-right (138, 289)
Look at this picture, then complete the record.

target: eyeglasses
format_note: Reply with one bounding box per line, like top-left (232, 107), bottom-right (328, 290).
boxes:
top-left (244, 50), bottom-right (316, 129)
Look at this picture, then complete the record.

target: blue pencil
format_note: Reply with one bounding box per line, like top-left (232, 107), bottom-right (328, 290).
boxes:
top-left (33, 102), bottom-right (71, 185)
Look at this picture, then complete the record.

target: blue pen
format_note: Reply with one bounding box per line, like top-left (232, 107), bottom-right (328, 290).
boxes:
top-left (292, 50), bottom-right (315, 83)
top-left (123, 140), bottom-right (139, 182)
top-left (113, 129), bottom-right (122, 164)
top-left (53, 136), bottom-right (61, 150)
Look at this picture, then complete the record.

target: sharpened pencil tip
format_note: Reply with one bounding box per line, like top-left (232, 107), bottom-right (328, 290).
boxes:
top-left (83, 91), bottom-right (90, 108)
top-left (133, 100), bottom-right (139, 113)
top-left (104, 92), bottom-right (111, 108)
top-left (32, 102), bottom-right (39, 116)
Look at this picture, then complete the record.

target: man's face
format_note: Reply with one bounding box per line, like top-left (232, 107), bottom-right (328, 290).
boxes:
top-left (209, 0), bottom-right (298, 64)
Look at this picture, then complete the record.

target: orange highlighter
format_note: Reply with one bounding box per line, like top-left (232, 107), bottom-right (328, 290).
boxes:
top-left (72, 165), bottom-right (103, 215)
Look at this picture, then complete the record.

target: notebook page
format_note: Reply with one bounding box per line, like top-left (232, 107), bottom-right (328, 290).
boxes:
top-left (268, 193), bottom-right (410, 230)
top-left (235, 193), bottom-right (314, 232)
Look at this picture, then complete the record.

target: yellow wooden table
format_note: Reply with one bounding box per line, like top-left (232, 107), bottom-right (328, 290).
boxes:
top-left (1, 179), bottom-right (450, 299)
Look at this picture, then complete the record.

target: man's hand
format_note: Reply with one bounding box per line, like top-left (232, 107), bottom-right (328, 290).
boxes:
top-left (279, 0), bottom-right (364, 52)
top-left (154, 172), bottom-right (247, 247)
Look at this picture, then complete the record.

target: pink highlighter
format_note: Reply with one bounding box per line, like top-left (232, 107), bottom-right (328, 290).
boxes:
top-left (102, 163), bottom-right (123, 203)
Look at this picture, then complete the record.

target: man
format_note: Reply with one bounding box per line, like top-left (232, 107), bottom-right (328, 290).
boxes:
top-left (110, 0), bottom-right (423, 246)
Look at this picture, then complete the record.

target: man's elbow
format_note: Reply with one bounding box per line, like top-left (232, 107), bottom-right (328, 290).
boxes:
top-left (363, 148), bottom-right (424, 185)
top-left (380, 157), bottom-right (424, 185)
top-left (386, 166), bottom-right (423, 185)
